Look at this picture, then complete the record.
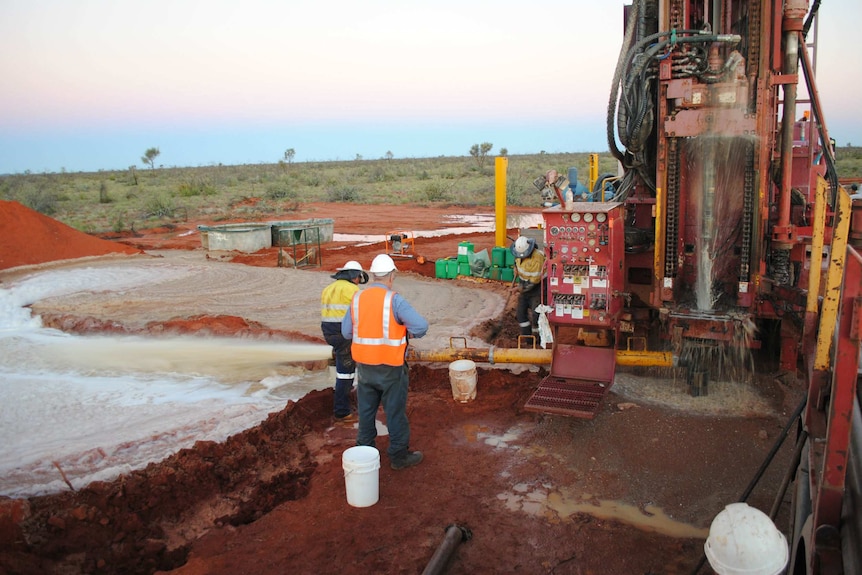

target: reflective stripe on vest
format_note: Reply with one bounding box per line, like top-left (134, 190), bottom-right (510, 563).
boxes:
top-left (350, 287), bottom-right (408, 366)
top-left (516, 251), bottom-right (545, 285)
top-left (321, 280), bottom-right (359, 322)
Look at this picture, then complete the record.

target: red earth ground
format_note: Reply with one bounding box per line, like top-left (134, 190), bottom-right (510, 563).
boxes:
top-left (0, 199), bottom-right (803, 575)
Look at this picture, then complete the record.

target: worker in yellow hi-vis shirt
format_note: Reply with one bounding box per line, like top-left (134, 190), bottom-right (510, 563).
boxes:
top-left (320, 260), bottom-right (368, 424)
top-left (511, 236), bottom-right (545, 337)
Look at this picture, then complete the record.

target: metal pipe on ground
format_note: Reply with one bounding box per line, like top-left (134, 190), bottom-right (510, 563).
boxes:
top-left (421, 524), bottom-right (472, 575)
top-left (406, 347), bottom-right (675, 368)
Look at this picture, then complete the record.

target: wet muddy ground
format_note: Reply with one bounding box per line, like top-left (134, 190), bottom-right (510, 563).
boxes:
top-left (0, 200), bottom-right (804, 574)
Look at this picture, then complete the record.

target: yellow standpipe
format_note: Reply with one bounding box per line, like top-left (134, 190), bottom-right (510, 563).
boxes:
top-left (588, 153), bottom-right (599, 193)
top-left (495, 156), bottom-right (508, 248)
top-left (406, 346), bottom-right (675, 367)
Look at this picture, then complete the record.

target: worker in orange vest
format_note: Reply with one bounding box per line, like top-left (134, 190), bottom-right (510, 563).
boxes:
top-left (321, 260), bottom-right (368, 424)
top-left (341, 254), bottom-right (428, 470)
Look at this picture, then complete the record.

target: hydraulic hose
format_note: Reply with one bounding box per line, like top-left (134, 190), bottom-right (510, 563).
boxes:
top-left (610, 23), bottom-right (740, 199)
top-left (607, 0), bottom-right (640, 163)
top-left (797, 29), bottom-right (840, 201)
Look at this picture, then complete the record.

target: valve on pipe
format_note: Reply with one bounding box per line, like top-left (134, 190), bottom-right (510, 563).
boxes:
top-left (421, 524), bottom-right (472, 575)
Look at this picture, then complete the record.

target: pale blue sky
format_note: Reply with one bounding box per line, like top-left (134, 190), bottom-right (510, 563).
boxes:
top-left (1, 0), bottom-right (859, 174)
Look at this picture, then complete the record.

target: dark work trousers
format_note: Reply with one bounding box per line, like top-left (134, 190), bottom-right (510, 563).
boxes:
top-left (321, 322), bottom-right (355, 417)
top-left (516, 282), bottom-right (542, 336)
top-left (355, 363), bottom-right (411, 460)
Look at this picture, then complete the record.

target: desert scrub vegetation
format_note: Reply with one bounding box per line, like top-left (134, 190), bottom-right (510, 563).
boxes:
top-left (2, 147), bottom-right (860, 234)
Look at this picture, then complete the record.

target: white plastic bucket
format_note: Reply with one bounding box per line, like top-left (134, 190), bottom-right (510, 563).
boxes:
top-left (449, 359), bottom-right (477, 403)
top-left (342, 446), bottom-right (380, 508)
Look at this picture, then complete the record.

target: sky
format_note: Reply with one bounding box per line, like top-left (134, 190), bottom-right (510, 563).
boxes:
top-left (0, 0), bottom-right (859, 174)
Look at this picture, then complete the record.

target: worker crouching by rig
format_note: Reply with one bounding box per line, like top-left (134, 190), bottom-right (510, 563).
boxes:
top-left (512, 236), bottom-right (546, 338)
top-left (321, 260), bottom-right (368, 424)
top-left (342, 254), bottom-right (429, 470)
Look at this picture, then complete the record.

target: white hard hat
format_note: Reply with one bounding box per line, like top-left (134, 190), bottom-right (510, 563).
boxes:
top-left (369, 254), bottom-right (398, 274)
top-left (704, 503), bottom-right (788, 575)
top-left (512, 236), bottom-right (535, 258)
top-left (337, 260), bottom-right (364, 272)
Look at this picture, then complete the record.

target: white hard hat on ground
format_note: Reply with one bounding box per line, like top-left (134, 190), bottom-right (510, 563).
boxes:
top-left (704, 502), bottom-right (788, 575)
top-left (369, 254), bottom-right (398, 274)
top-left (511, 236), bottom-right (535, 258)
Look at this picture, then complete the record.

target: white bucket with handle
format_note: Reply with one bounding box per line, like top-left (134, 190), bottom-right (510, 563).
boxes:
top-left (342, 446), bottom-right (380, 507)
top-left (449, 359), bottom-right (477, 403)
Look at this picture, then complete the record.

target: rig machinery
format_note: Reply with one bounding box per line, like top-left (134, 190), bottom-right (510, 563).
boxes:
top-left (525, 1), bottom-right (860, 572)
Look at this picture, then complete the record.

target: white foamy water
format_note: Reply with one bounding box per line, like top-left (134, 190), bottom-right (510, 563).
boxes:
top-left (0, 265), bottom-right (332, 497)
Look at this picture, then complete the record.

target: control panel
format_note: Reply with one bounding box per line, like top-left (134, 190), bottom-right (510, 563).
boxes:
top-left (543, 202), bottom-right (624, 327)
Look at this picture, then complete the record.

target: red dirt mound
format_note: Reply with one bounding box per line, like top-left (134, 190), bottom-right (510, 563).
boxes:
top-left (0, 201), bottom-right (142, 271)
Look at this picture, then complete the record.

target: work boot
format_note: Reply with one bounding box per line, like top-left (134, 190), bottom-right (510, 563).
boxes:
top-left (390, 450), bottom-right (423, 470)
top-left (334, 412), bottom-right (358, 425)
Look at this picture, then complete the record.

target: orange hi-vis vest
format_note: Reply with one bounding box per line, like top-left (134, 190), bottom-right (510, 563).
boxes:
top-left (350, 286), bottom-right (408, 367)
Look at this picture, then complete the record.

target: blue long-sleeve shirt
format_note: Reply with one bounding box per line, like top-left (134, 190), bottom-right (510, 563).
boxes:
top-left (341, 282), bottom-right (428, 340)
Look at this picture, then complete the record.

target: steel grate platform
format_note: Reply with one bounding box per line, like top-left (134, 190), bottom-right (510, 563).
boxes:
top-left (524, 375), bottom-right (610, 419)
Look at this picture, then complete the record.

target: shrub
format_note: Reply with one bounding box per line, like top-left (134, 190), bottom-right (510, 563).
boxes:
top-left (177, 177), bottom-right (216, 197)
top-left (143, 195), bottom-right (176, 218)
top-left (19, 186), bottom-right (59, 215)
top-left (266, 184), bottom-right (299, 200)
top-left (326, 185), bottom-right (361, 202)
top-left (422, 181), bottom-right (452, 202)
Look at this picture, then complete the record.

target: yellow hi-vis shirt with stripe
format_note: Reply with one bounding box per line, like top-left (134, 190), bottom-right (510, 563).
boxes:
top-left (515, 250), bottom-right (545, 285)
top-left (321, 279), bottom-right (359, 322)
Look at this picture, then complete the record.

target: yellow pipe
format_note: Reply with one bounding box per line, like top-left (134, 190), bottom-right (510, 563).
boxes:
top-left (588, 153), bottom-right (599, 193)
top-left (406, 347), bottom-right (675, 367)
top-left (495, 157), bottom-right (508, 248)
top-left (407, 346), bottom-right (551, 364)
top-left (615, 349), bottom-right (675, 367)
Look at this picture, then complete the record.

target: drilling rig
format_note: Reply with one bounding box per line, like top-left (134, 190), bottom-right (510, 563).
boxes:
top-left (524, 1), bottom-right (861, 572)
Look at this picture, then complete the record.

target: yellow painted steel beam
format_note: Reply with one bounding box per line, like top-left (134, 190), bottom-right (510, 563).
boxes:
top-left (806, 177), bottom-right (827, 315)
top-left (814, 188), bottom-right (852, 372)
top-left (495, 157), bottom-right (508, 248)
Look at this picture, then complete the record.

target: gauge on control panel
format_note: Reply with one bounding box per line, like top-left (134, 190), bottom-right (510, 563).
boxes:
top-left (550, 226), bottom-right (559, 235)
top-left (571, 213), bottom-right (581, 223)
top-left (596, 213), bottom-right (607, 223)
top-left (583, 213), bottom-right (594, 223)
